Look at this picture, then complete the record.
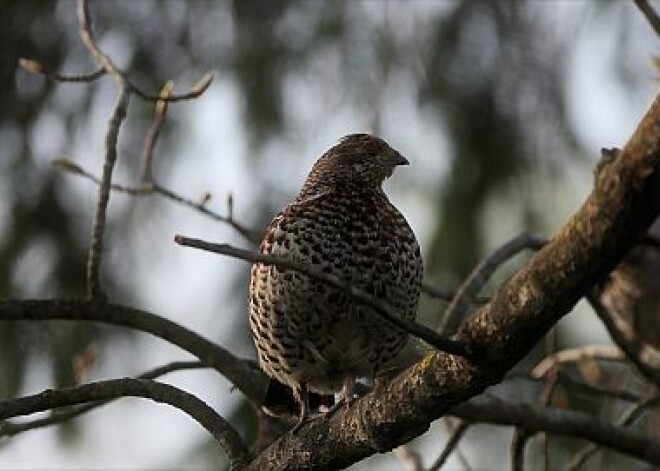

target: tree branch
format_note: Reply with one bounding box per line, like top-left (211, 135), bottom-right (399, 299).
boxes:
top-left (440, 233), bottom-right (546, 335)
top-left (422, 282), bottom-right (489, 304)
top-left (52, 159), bottom-right (259, 243)
top-left (510, 427), bottom-right (532, 471)
top-left (18, 58), bottom-right (105, 82)
top-left (0, 300), bottom-right (266, 404)
top-left (140, 81), bottom-right (172, 182)
top-left (84, 85), bottom-right (130, 300)
top-left (451, 396), bottom-right (660, 465)
top-left (0, 360), bottom-right (206, 437)
top-left (566, 394), bottom-right (660, 470)
top-left (0, 378), bottom-right (250, 468)
top-left (633, 0), bottom-right (660, 38)
top-left (161, 188), bottom-right (259, 242)
top-left (587, 292), bottom-right (660, 387)
top-left (74, 0), bottom-right (133, 300)
top-left (506, 372), bottom-right (641, 403)
top-left (531, 345), bottom-right (625, 379)
top-left (174, 236), bottom-right (474, 358)
top-left (428, 420), bottom-right (471, 471)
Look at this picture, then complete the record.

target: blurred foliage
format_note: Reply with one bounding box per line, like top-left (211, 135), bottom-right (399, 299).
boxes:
top-left (1, 0), bottom-right (92, 399)
top-left (0, 0), bottom-right (652, 467)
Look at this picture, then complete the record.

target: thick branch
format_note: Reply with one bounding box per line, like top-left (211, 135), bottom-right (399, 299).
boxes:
top-left (244, 91), bottom-right (660, 469)
top-left (0, 299), bottom-right (265, 404)
top-left (0, 378), bottom-right (250, 468)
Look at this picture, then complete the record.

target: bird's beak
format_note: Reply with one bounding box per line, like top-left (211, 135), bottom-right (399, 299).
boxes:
top-left (393, 151), bottom-right (409, 166)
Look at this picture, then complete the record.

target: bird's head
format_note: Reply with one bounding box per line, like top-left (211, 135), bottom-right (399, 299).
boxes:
top-left (301, 134), bottom-right (409, 196)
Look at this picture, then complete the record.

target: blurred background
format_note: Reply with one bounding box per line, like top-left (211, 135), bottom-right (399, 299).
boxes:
top-left (0, 0), bottom-right (657, 469)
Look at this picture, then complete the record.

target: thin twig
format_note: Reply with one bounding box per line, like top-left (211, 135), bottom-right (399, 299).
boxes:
top-left (85, 85), bottom-right (130, 301)
top-left (76, 0), bottom-right (213, 102)
top-left (174, 236), bottom-right (475, 359)
top-left (531, 345), bottom-right (625, 379)
top-left (128, 71), bottom-right (215, 103)
top-left (505, 371), bottom-right (641, 403)
top-left (428, 420), bottom-right (471, 471)
top-left (0, 378), bottom-right (250, 467)
top-left (587, 292), bottom-right (660, 387)
top-left (422, 282), bottom-right (489, 304)
top-left (18, 58), bottom-right (105, 82)
top-left (159, 186), bottom-right (259, 242)
top-left (440, 233), bottom-right (547, 335)
top-left (567, 394), bottom-right (660, 470)
top-left (19, 39), bottom-right (212, 102)
top-left (141, 81), bottom-right (173, 182)
top-left (76, 0), bottom-right (124, 85)
top-left (53, 159), bottom-right (259, 243)
top-left (0, 361), bottom-right (206, 437)
top-left (76, 0), bottom-right (132, 301)
top-left (537, 371), bottom-right (558, 471)
top-left (392, 445), bottom-right (424, 471)
top-left (539, 327), bottom-right (557, 471)
top-left (510, 428), bottom-right (533, 471)
top-left (634, 0), bottom-right (660, 38)
top-left (53, 158), bottom-right (154, 194)
top-left (421, 282), bottom-right (454, 302)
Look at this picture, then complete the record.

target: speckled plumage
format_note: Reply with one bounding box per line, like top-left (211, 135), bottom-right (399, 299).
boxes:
top-left (249, 134), bottom-right (422, 427)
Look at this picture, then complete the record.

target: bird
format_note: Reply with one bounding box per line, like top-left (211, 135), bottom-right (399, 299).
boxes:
top-left (248, 133), bottom-right (423, 431)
